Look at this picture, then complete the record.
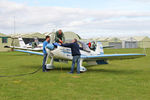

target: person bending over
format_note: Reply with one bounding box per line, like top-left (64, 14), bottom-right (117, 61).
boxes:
top-left (55, 29), bottom-right (65, 43)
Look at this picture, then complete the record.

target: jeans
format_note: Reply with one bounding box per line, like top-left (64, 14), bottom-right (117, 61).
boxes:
top-left (71, 55), bottom-right (80, 73)
top-left (42, 54), bottom-right (47, 72)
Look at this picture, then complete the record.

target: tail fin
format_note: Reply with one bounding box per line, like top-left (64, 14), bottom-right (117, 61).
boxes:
top-left (34, 37), bottom-right (39, 45)
top-left (18, 37), bottom-right (26, 48)
top-left (95, 42), bottom-right (104, 55)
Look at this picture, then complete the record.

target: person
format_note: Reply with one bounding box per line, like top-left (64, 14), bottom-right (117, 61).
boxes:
top-left (93, 42), bottom-right (97, 51)
top-left (42, 36), bottom-right (50, 72)
top-left (88, 42), bottom-right (91, 48)
top-left (55, 29), bottom-right (65, 43)
top-left (59, 39), bottom-right (81, 74)
top-left (32, 42), bottom-right (37, 49)
top-left (91, 41), bottom-right (96, 51)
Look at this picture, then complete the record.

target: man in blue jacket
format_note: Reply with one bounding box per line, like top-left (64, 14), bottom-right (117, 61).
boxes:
top-left (42, 36), bottom-right (50, 72)
top-left (60, 39), bottom-right (81, 74)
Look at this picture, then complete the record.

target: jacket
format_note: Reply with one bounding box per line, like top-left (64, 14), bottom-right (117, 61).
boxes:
top-left (55, 31), bottom-right (65, 43)
top-left (61, 42), bottom-right (81, 56)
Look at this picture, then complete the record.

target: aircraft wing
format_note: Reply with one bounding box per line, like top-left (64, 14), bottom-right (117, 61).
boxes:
top-left (81, 54), bottom-right (145, 61)
top-left (13, 49), bottom-right (145, 61)
top-left (5, 46), bottom-right (43, 51)
top-left (14, 49), bottom-right (43, 56)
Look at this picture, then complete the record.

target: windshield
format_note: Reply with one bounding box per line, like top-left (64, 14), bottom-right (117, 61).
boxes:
top-left (77, 41), bottom-right (91, 52)
top-left (64, 40), bottom-right (91, 52)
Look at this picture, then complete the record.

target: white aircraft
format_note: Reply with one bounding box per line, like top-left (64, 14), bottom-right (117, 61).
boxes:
top-left (13, 41), bottom-right (145, 72)
top-left (5, 37), bottom-right (43, 51)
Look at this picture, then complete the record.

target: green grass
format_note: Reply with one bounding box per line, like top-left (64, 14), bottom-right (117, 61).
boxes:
top-left (0, 48), bottom-right (150, 100)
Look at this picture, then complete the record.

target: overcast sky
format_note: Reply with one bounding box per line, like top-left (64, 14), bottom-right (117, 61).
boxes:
top-left (0, 0), bottom-right (150, 38)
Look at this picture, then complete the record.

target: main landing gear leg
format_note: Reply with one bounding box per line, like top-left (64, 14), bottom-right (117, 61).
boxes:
top-left (46, 56), bottom-right (55, 70)
top-left (80, 59), bottom-right (87, 72)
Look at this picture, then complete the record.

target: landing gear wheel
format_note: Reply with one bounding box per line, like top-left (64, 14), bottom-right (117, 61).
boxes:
top-left (80, 66), bottom-right (87, 72)
top-left (46, 64), bottom-right (55, 70)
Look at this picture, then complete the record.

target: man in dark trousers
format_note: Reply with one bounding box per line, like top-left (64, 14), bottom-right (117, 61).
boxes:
top-left (59, 39), bottom-right (81, 74)
top-left (55, 29), bottom-right (65, 43)
top-left (42, 36), bottom-right (50, 72)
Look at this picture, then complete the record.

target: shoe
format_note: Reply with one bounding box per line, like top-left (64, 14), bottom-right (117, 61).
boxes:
top-left (68, 72), bottom-right (73, 74)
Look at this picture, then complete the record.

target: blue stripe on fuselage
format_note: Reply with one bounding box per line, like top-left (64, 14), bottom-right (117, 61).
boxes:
top-left (61, 51), bottom-right (86, 56)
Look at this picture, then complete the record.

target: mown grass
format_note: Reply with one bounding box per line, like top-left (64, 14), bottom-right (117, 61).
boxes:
top-left (0, 48), bottom-right (150, 100)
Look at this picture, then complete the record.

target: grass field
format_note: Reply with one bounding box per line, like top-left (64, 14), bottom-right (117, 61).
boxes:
top-left (0, 48), bottom-right (150, 100)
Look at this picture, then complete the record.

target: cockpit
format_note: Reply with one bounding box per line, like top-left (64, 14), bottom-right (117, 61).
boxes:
top-left (63, 40), bottom-right (91, 52)
top-left (50, 40), bottom-right (91, 53)
top-left (77, 41), bottom-right (91, 52)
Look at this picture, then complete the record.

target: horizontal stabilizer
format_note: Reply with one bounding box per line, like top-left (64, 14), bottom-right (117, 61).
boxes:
top-left (103, 45), bottom-right (114, 48)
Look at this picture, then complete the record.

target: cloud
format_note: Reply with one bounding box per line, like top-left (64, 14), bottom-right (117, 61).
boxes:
top-left (0, 0), bottom-right (150, 38)
top-left (130, 0), bottom-right (150, 3)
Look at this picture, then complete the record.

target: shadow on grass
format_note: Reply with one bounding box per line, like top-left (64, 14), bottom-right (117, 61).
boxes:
top-left (20, 65), bottom-right (142, 75)
top-left (87, 68), bottom-right (142, 75)
top-left (54, 67), bottom-right (71, 71)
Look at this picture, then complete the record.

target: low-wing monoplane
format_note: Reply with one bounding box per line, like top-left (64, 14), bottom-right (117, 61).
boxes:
top-left (12, 41), bottom-right (145, 72)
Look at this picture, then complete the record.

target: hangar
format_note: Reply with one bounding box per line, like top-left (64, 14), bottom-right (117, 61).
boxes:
top-left (134, 36), bottom-right (150, 48)
top-left (11, 32), bottom-right (45, 46)
top-left (87, 36), bottom-right (150, 49)
top-left (20, 32), bottom-right (45, 44)
top-left (0, 33), bottom-right (11, 51)
top-left (48, 31), bottom-right (82, 43)
top-left (64, 31), bottom-right (81, 40)
top-left (107, 37), bottom-right (122, 49)
top-left (121, 37), bottom-right (138, 48)
top-left (11, 31), bottom-right (81, 46)
top-left (96, 37), bottom-right (109, 46)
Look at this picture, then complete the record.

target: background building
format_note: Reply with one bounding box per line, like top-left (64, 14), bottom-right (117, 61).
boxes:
top-left (1, 31), bottom-right (150, 52)
top-left (64, 31), bottom-right (81, 40)
top-left (0, 33), bottom-right (11, 51)
top-left (10, 31), bottom-right (82, 47)
top-left (11, 32), bottom-right (46, 46)
top-left (121, 37), bottom-right (138, 48)
top-left (107, 37), bottom-right (122, 49)
top-left (134, 36), bottom-right (150, 48)
top-left (86, 36), bottom-right (150, 49)
top-left (96, 37), bottom-right (109, 46)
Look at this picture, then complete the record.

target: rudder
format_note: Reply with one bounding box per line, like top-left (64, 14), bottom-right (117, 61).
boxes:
top-left (95, 42), bottom-right (104, 55)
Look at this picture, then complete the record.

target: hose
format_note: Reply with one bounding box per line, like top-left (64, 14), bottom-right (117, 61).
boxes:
top-left (0, 66), bottom-right (42, 77)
